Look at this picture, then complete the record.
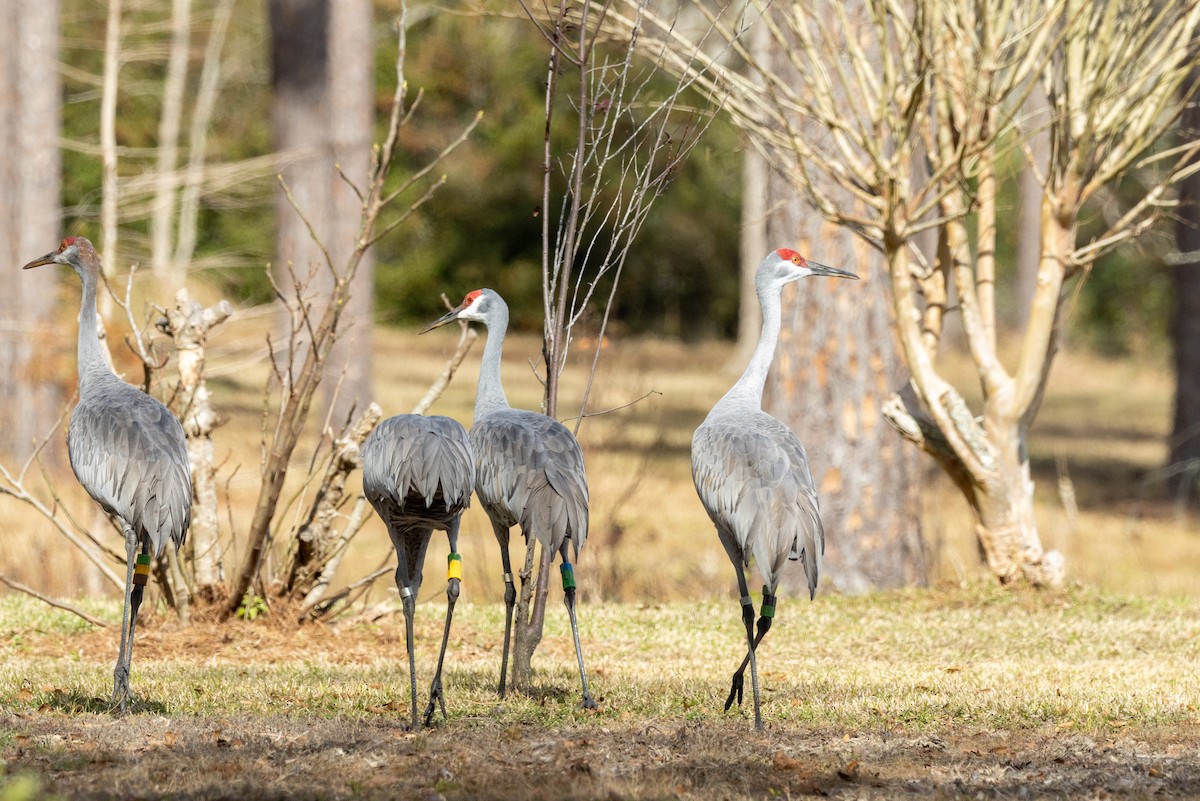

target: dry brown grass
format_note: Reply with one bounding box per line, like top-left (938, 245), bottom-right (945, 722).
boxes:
top-left (0, 296), bottom-right (1197, 608)
top-left (1, 584), bottom-right (1199, 799)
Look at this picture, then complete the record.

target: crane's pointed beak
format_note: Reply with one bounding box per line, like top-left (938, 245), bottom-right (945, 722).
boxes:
top-left (419, 305), bottom-right (465, 335)
top-left (21, 253), bottom-right (56, 270)
top-left (808, 261), bottom-right (858, 280)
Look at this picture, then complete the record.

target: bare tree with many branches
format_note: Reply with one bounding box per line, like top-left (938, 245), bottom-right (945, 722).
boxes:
top-left (616, 0), bottom-right (1200, 585)
top-left (503, 0), bottom-right (724, 686)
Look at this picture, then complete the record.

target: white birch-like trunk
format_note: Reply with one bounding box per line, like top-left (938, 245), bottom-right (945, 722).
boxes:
top-left (150, 0), bottom-right (191, 287)
top-left (162, 290), bottom-right (233, 599)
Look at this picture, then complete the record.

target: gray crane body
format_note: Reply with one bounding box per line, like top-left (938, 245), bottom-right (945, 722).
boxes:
top-left (23, 237), bottom-right (192, 712)
top-left (422, 289), bottom-right (596, 709)
top-left (362, 412), bottom-right (474, 728)
top-left (691, 248), bottom-right (857, 730)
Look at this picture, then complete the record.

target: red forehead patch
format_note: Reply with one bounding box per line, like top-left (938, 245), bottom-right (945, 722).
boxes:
top-left (60, 236), bottom-right (78, 251)
top-left (776, 248), bottom-right (803, 265)
top-left (463, 289), bottom-right (483, 304)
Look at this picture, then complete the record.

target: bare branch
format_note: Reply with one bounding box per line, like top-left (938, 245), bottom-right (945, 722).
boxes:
top-left (0, 574), bottom-right (110, 628)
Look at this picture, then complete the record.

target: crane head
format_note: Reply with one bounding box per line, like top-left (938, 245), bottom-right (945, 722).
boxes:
top-left (763, 248), bottom-right (858, 287)
top-left (22, 236), bottom-right (98, 276)
top-left (420, 288), bottom-right (496, 334)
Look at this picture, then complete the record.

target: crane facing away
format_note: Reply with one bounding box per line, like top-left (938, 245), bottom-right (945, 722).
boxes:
top-left (422, 289), bottom-right (597, 709)
top-left (691, 248), bottom-right (857, 730)
top-left (23, 237), bottom-right (192, 712)
top-left (361, 413), bottom-right (474, 729)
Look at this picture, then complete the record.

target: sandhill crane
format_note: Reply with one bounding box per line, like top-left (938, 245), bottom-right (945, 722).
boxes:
top-left (23, 237), bottom-right (192, 712)
top-left (422, 289), bottom-right (597, 709)
top-left (692, 248), bottom-right (857, 730)
top-left (361, 413), bottom-right (474, 729)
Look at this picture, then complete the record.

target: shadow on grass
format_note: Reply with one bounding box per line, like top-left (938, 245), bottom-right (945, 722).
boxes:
top-left (37, 688), bottom-right (169, 717)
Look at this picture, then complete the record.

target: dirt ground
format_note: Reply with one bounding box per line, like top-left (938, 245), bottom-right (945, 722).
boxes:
top-left (4, 712), bottom-right (1200, 800)
top-left (4, 605), bottom-right (1200, 800)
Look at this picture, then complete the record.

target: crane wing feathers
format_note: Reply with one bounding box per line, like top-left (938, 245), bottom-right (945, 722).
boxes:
top-left (362, 415), bottom-right (474, 528)
top-left (692, 412), bottom-right (823, 596)
top-left (471, 409), bottom-right (588, 558)
top-left (67, 383), bottom-right (192, 556)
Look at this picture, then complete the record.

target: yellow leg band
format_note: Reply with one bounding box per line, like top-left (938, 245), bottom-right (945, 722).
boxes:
top-left (447, 552), bottom-right (462, 581)
top-left (133, 553), bottom-right (151, 586)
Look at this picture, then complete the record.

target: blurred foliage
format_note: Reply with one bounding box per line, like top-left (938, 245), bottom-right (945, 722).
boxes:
top-left (58, 0), bottom-right (741, 339)
top-left (55, 0), bottom-right (1171, 350)
top-left (374, 9), bottom-right (742, 337)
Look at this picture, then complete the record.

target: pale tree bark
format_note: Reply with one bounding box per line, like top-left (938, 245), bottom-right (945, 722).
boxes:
top-left (734, 19), bottom-right (769, 370)
top-left (1014, 82), bottom-right (1051, 330)
top-left (270, 0), bottom-right (374, 428)
top-left (0, 0), bottom-right (63, 459)
top-left (159, 290), bottom-right (233, 602)
top-left (100, 0), bottom-right (122, 299)
top-left (149, 0), bottom-right (191, 289)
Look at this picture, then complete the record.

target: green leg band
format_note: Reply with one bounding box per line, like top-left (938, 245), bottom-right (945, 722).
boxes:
top-left (760, 587), bottom-right (777, 619)
top-left (560, 562), bottom-right (577, 591)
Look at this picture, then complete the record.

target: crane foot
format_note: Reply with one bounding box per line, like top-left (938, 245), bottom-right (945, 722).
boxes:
top-left (111, 665), bottom-right (132, 714)
top-left (424, 678), bottom-right (447, 727)
top-left (580, 692), bottom-right (599, 711)
top-left (724, 673), bottom-right (745, 711)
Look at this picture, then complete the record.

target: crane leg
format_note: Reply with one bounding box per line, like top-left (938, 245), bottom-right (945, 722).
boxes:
top-left (424, 524), bottom-right (462, 727)
top-left (725, 567), bottom-right (765, 731)
top-left (495, 523), bottom-right (516, 699)
top-left (111, 526), bottom-right (141, 712)
top-left (394, 562), bottom-right (420, 731)
top-left (724, 586), bottom-right (777, 715)
top-left (560, 544), bottom-right (598, 710)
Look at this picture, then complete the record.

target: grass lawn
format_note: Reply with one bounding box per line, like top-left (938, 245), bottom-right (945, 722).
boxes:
top-left (2, 309), bottom-right (1199, 798)
top-left (1, 584), bottom-right (1198, 799)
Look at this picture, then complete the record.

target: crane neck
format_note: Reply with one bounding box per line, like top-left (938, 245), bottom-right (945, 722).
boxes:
top-left (474, 306), bottom-right (511, 421)
top-left (76, 269), bottom-right (115, 395)
top-left (716, 281), bottom-right (783, 412)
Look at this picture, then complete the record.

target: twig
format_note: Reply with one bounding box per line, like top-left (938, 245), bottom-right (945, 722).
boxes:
top-left (412, 316), bottom-right (477, 415)
top-left (0, 573), bottom-right (109, 628)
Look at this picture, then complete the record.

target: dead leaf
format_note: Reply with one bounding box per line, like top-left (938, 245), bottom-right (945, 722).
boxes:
top-left (772, 751), bottom-right (806, 771)
top-left (838, 760), bottom-right (861, 780)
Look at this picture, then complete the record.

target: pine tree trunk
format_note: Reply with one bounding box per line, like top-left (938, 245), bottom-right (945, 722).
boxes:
top-left (753, 3), bottom-right (924, 594)
top-left (0, 0), bottom-right (63, 460)
top-left (270, 0), bottom-right (373, 426)
top-left (1169, 64), bottom-right (1200, 507)
top-left (762, 180), bottom-right (925, 593)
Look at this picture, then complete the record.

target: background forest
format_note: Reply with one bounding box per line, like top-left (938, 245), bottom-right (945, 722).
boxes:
top-left (50, 0), bottom-right (1170, 347)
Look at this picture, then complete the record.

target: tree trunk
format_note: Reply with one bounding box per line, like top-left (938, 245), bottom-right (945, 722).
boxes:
top-left (323, 0), bottom-right (374, 425)
top-left (510, 544), bottom-right (551, 689)
top-left (0, 0), bottom-right (63, 460)
top-left (270, 0), bottom-right (373, 427)
top-left (1014, 82), bottom-right (1051, 331)
top-left (734, 20), bottom-right (770, 370)
top-left (755, 11), bottom-right (925, 593)
top-left (1169, 64), bottom-right (1200, 507)
top-left (762, 176), bottom-right (926, 593)
top-left (161, 290), bottom-right (233, 603)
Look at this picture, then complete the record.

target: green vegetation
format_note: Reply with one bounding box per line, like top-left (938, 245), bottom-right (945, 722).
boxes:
top-left (1, 585), bottom-right (1197, 732)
